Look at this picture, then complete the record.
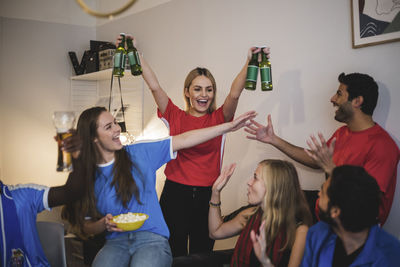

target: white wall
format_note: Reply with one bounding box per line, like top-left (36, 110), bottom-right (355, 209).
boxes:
top-left (0, 17), bottom-right (95, 186)
top-left (95, 0), bottom-right (400, 246)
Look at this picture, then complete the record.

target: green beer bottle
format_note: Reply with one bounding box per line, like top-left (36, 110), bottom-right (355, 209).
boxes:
top-left (260, 50), bottom-right (272, 91)
top-left (245, 52), bottom-right (259, 90)
top-left (113, 33), bottom-right (126, 77)
top-left (126, 37), bottom-right (142, 76)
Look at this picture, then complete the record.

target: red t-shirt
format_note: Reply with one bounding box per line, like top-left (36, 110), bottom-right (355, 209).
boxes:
top-left (157, 99), bottom-right (226, 186)
top-left (327, 124), bottom-right (400, 224)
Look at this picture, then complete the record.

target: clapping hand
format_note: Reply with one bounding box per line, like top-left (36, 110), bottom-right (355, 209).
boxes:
top-left (212, 163), bottom-right (237, 195)
top-left (304, 133), bottom-right (336, 175)
top-left (250, 220), bottom-right (274, 267)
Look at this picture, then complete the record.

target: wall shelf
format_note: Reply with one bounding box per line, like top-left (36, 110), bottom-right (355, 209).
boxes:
top-left (71, 69), bottom-right (113, 81)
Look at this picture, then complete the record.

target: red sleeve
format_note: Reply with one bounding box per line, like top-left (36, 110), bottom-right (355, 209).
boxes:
top-left (157, 98), bottom-right (181, 122)
top-left (214, 105), bottom-right (227, 123)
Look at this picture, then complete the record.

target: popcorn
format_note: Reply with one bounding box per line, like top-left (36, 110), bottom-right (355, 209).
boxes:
top-left (113, 212), bottom-right (147, 223)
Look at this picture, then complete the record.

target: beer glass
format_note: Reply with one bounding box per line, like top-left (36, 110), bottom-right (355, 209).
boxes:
top-left (52, 111), bottom-right (76, 172)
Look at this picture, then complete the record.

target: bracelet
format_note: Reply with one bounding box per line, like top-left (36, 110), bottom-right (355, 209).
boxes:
top-left (209, 201), bottom-right (221, 207)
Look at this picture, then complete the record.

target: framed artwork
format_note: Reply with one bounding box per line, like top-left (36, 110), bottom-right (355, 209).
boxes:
top-left (351, 0), bottom-right (400, 48)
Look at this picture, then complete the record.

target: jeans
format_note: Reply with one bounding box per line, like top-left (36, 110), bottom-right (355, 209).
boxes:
top-left (92, 231), bottom-right (172, 267)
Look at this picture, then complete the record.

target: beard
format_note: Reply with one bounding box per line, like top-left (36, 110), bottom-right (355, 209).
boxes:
top-left (334, 101), bottom-right (354, 123)
top-left (319, 206), bottom-right (337, 227)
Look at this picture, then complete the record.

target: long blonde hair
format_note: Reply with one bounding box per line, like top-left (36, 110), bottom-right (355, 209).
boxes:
top-left (183, 67), bottom-right (217, 113)
top-left (258, 159), bottom-right (312, 251)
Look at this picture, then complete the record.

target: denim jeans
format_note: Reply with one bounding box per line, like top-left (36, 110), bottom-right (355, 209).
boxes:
top-left (92, 231), bottom-right (172, 267)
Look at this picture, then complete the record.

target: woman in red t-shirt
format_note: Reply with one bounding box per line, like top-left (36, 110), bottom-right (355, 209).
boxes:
top-left (117, 34), bottom-right (270, 257)
top-left (209, 160), bottom-right (312, 267)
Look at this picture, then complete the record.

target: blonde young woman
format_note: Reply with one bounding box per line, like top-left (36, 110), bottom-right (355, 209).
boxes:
top-left (117, 34), bottom-right (271, 257)
top-left (209, 160), bottom-right (312, 267)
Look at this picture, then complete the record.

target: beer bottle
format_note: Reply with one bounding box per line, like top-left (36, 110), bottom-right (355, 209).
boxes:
top-left (113, 33), bottom-right (126, 77)
top-left (245, 52), bottom-right (259, 90)
top-left (126, 37), bottom-right (142, 76)
top-left (260, 50), bottom-right (272, 91)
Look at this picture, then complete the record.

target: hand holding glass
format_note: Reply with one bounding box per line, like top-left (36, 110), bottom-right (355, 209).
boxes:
top-left (53, 111), bottom-right (76, 172)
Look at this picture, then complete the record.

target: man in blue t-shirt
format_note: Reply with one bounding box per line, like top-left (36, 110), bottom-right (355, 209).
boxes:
top-left (0, 137), bottom-right (83, 267)
top-left (301, 165), bottom-right (400, 267)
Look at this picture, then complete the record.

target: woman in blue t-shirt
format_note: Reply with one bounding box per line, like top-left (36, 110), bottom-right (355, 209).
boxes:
top-left (61, 106), bottom-right (256, 267)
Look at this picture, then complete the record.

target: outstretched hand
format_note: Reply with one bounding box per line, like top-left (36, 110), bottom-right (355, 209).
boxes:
top-left (250, 220), bottom-right (274, 267)
top-left (245, 114), bottom-right (276, 144)
top-left (212, 163), bottom-right (236, 194)
top-left (229, 111), bottom-right (257, 132)
top-left (304, 133), bottom-right (336, 175)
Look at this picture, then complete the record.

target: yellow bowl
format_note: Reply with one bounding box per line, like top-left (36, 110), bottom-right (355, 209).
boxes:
top-left (111, 213), bottom-right (149, 231)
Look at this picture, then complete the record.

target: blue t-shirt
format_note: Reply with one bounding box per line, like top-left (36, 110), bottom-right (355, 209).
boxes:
top-left (301, 222), bottom-right (400, 267)
top-left (6, 183), bottom-right (51, 267)
top-left (94, 137), bottom-right (176, 240)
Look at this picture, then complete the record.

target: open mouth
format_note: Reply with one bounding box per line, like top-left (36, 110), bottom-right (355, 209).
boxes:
top-left (197, 99), bottom-right (208, 107)
top-left (333, 103), bottom-right (339, 111)
top-left (113, 135), bottom-right (121, 143)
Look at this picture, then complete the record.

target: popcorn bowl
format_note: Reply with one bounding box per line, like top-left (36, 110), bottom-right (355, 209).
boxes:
top-left (111, 212), bottom-right (149, 231)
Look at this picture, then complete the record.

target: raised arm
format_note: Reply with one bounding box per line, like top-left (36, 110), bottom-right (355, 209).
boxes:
top-left (222, 47), bottom-right (260, 121)
top-left (139, 53), bottom-right (169, 113)
top-left (120, 35), bottom-right (169, 113)
top-left (172, 111), bottom-right (256, 152)
top-left (223, 47), bottom-right (271, 122)
top-left (208, 163), bottom-right (247, 239)
top-left (245, 115), bottom-right (319, 169)
top-left (48, 133), bottom-right (85, 208)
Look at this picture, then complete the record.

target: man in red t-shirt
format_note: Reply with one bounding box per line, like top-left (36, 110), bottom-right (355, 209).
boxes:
top-left (245, 72), bottom-right (400, 225)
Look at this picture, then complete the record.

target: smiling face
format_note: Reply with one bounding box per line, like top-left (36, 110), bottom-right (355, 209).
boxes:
top-left (184, 75), bottom-right (215, 117)
top-left (94, 111), bottom-right (122, 162)
top-left (247, 165), bottom-right (266, 206)
top-left (330, 83), bottom-right (354, 123)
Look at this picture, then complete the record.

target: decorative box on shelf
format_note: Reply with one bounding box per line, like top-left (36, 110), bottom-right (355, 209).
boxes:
top-left (99, 49), bottom-right (115, 71)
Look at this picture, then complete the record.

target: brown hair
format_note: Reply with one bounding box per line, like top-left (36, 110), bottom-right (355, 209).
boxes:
top-left (183, 67), bottom-right (217, 113)
top-left (62, 106), bottom-right (141, 238)
top-left (258, 159), bottom-right (312, 251)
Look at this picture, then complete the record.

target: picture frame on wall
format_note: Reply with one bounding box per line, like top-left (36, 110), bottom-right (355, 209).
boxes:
top-left (351, 0), bottom-right (400, 48)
